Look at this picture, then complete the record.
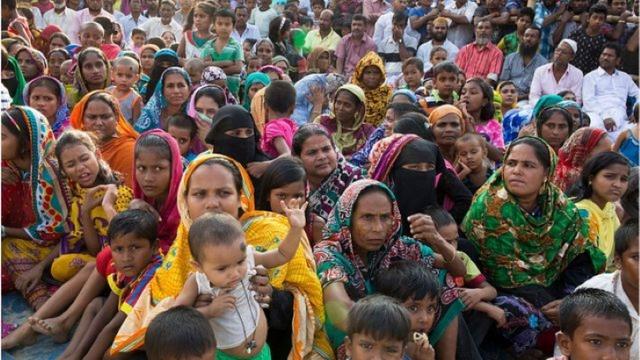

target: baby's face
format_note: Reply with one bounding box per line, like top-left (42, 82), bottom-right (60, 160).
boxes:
top-left (196, 238), bottom-right (249, 289)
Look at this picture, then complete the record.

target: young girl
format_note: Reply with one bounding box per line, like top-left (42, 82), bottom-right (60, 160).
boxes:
top-left (167, 114), bottom-right (199, 163)
top-left (575, 151), bottom-right (630, 270)
top-left (460, 78), bottom-right (504, 162)
top-left (138, 44), bottom-right (159, 93)
top-left (71, 47), bottom-right (111, 106)
top-left (161, 31), bottom-right (177, 47)
top-left (107, 56), bottom-right (143, 125)
top-left (47, 48), bottom-right (69, 82)
top-left (23, 75), bottom-right (70, 137)
top-left (454, 133), bottom-right (493, 195)
top-left (497, 81), bottom-right (518, 116)
top-left (262, 80), bottom-right (298, 157)
top-left (174, 200), bottom-right (306, 359)
top-left (178, 1), bottom-right (215, 62)
top-left (613, 104), bottom-right (639, 167)
top-left (352, 51), bottom-right (392, 127)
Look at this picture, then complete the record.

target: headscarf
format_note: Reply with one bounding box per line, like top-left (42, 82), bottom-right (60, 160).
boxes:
top-left (3, 56), bottom-right (27, 105)
top-left (138, 44), bottom-right (159, 57)
top-left (185, 84), bottom-right (227, 154)
top-left (242, 72), bottom-right (270, 111)
top-left (532, 94), bottom-right (563, 121)
top-left (251, 38), bottom-right (275, 58)
top-left (558, 100), bottom-right (586, 128)
top-left (135, 67), bottom-right (191, 133)
top-left (306, 47), bottom-right (330, 74)
top-left (3, 106), bottom-right (70, 244)
top-left (391, 89), bottom-right (418, 104)
top-left (72, 48), bottom-right (111, 105)
top-left (462, 136), bottom-right (606, 289)
top-left (38, 25), bottom-right (63, 53)
top-left (497, 81), bottom-right (517, 111)
top-left (204, 105), bottom-right (268, 167)
top-left (133, 129), bottom-right (183, 254)
top-left (200, 66), bottom-right (237, 105)
top-left (259, 65), bottom-right (284, 79)
top-left (292, 73), bottom-right (346, 125)
top-left (15, 47), bottom-right (48, 79)
top-left (351, 51), bottom-right (392, 127)
top-left (428, 104), bottom-right (465, 133)
top-left (23, 75), bottom-right (69, 137)
top-left (143, 49), bottom-right (179, 103)
top-left (323, 84), bottom-right (368, 154)
top-left (271, 55), bottom-right (291, 73)
top-left (553, 128), bottom-right (608, 192)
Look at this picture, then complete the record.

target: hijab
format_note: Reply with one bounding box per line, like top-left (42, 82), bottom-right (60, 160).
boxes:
top-left (186, 84), bottom-right (228, 154)
top-left (135, 67), bottom-right (191, 133)
top-left (15, 47), bottom-right (48, 80)
top-left (200, 66), bottom-right (237, 105)
top-left (428, 104), bottom-right (466, 133)
top-left (393, 114), bottom-right (431, 141)
top-left (327, 84), bottom-right (368, 153)
top-left (242, 72), bottom-right (270, 111)
top-left (391, 89), bottom-right (418, 104)
top-left (3, 56), bottom-right (27, 105)
top-left (23, 75), bottom-right (69, 137)
top-left (351, 51), bottom-right (392, 127)
top-left (143, 49), bottom-right (179, 103)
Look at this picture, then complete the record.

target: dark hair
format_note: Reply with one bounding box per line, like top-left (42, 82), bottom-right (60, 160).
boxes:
top-left (353, 185), bottom-right (392, 216)
top-left (292, 124), bottom-right (333, 156)
top-left (525, 25), bottom-right (541, 37)
top-left (256, 157), bottom-right (306, 211)
top-left (557, 90), bottom-right (575, 98)
top-left (3, 0), bottom-right (16, 11)
top-left (160, 0), bottom-right (176, 8)
top-left (93, 16), bottom-right (114, 36)
top-left (264, 80), bottom-right (296, 113)
top-left (536, 107), bottom-right (573, 136)
top-left (559, 288), bottom-right (632, 337)
top-left (189, 212), bottom-right (245, 262)
top-left (352, 14), bottom-right (367, 24)
top-left (135, 133), bottom-right (173, 162)
top-left (576, 151), bottom-right (630, 201)
top-left (393, 113), bottom-right (434, 141)
top-left (146, 37), bottom-right (167, 49)
top-left (506, 137), bottom-right (552, 172)
top-left (518, 7), bottom-right (534, 21)
top-left (615, 222), bottom-right (638, 256)
top-left (402, 57), bottom-right (424, 73)
top-left (347, 295), bottom-right (412, 343)
top-left (145, 306), bottom-right (216, 360)
top-left (167, 114), bottom-right (198, 140)
top-left (432, 62), bottom-right (460, 78)
top-left (621, 167), bottom-right (638, 224)
top-left (603, 42), bottom-right (622, 58)
top-left (465, 78), bottom-right (495, 122)
top-left (184, 2), bottom-right (216, 32)
top-left (387, 102), bottom-right (421, 117)
top-left (48, 48), bottom-right (70, 62)
top-left (55, 130), bottom-right (121, 185)
top-left (235, 4), bottom-right (248, 12)
top-left (392, 10), bottom-right (408, 25)
top-left (27, 77), bottom-right (64, 102)
top-left (131, 28), bottom-right (146, 38)
top-left (423, 206), bottom-right (456, 229)
top-left (476, 18), bottom-right (493, 28)
top-left (49, 32), bottom-right (71, 47)
top-left (299, 15), bottom-right (313, 27)
top-left (191, 157), bottom-right (244, 196)
top-left (311, 0), bottom-right (325, 7)
top-left (107, 209), bottom-right (158, 245)
top-left (215, 8), bottom-right (236, 25)
top-left (268, 16), bottom-right (291, 44)
top-left (589, 3), bottom-right (608, 16)
top-left (1, 108), bottom-right (31, 159)
top-left (375, 261), bottom-right (441, 302)
top-left (194, 85), bottom-right (227, 108)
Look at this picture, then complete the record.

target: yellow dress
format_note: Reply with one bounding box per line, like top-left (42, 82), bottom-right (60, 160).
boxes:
top-left (577, 199), bottom-right (621, 271)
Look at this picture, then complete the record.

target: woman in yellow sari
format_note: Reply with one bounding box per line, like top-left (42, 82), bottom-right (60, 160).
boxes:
top-left (351, 51), bottom-right (392, 127)
top-left (112, 153), bottom-right (331, 359)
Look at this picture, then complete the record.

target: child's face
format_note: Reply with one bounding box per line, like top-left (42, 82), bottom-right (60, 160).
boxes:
top-left (246, 0), bottom-right (256, 10)
top-left (430, 50), bottom-right (448, 66)
top-left (460, 82), bottom-right (486, 113)
top-left (557, 317), bottom-right (632, 360)
top-left (361, 66), bottom-right (382, 90)
top-left (167, 125), bottom-right (193, 156)
top-left (455, 139), bottom-right (486, 172)
top-left (268, 181), bottom-right (305, 214)
top-left (616, 238), bottom-right (639, 294)
top-left (48, 53), bottom-right (66, 79)
top-left (516, 15), bottom-right (532, 32)
top-left (499, 84), bottom-right (517, 107)
top-left (587, 12), bottom-right (606, 30)
top-left (113, 64), bottom-right (139, 90)
top-left (195, 239), bottom-right (248, 288)
top-left (162, 31), bottom-right (176, 46)
top-left (312, 2), bottom-right (323, 15)
top-left (402, 296), bottom-right (438, 334)
top-left (60, 62), bottom-right (73, 84)
top-left (247, 59), bottom-right (261, 74)
top-left (243, 43), bottom-right (253, 62)
top-left (436, 223), bottom-right (459, 249)
top-left (186, 66), bottom-right (203, 87)
top-left (423, 79), bottom-right (434, 94)
top-left (80, 27), bottom-right (104, 48)
top-left (132, 33), bottom-right (146, 47)
top-left (590, 164), bottom-right (629, 204)
top-left (434, 71), bottom-right (457, 98)
top-left (345, 333), bottom-right (406, 360)
top-left (215, 16), bottom-right (234, 38)
top-left (111, 232), bottom-right (155, 278)
top-left (259, 0), bottom-right (270, 8)
top-left (539, 113), bottom-right (571, 150)
top-left (59, 144), bottom-right (100, 188)
top-left (135, 147), bottom-right (172, 199)
top-left (402, 64), bottom-right (423, 89)
top-left (29, 86), bottom-right (60, 121)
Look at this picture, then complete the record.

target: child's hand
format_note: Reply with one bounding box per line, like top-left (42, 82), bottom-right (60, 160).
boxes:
top-left (459, 288), bottom-right (484, 310)
top-left (603, 118), bottom-right (617, 132)
top-left (81, 185), bottom-right (108, 214)
top-left (541, 299), bottom-right (562, 326)
top-left (412, 333), bottom-right (435, 360)
top-left (101, 184), bottom-right (118, 209)
top-left (281, 199), bottom-right (308, 229)
top-left (207, 291), bottom-right (236, 318)
top-left (455, 159), bottom-right (471, 180)
top-left (489, 307), bottom-right (507, 328)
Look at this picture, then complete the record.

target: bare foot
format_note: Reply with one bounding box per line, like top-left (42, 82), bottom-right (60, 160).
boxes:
top-left (1, 323), bottom-right (37, 350)
top-left (28, 316), bottom-right (70, 343)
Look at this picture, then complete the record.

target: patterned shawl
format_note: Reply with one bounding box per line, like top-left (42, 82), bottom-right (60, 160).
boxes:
top-left (135, 67), bottom-right (191, 133)
top-left (462, 137), bottom-right (606, 289)
top-left (15, 47), bottom-right (48, 79)
top-left (368, 133), bottom-right (422, 183)
top-left (351, 51), bottom-right (392, 127)
top-left (200, 66), bottom-right (238, 105)
top-left (23, 75), bottom-right (70, 137)
top-left (553, 128), bottom-right (608, 192)
top-left (108, 252), bottom-right (164, 315)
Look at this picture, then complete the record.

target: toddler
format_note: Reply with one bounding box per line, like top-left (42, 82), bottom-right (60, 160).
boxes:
top-left (454, 133), bottom-right (493, 195)
top-left (261, 80), bottom-right (297, 157)
top-left (167, 114), bottom-right (198, 163)
top-left (185, 58), bottom-right (206, 90)
top-left (106, 56), bottom-right (143, 125)
top-left (401, 57), bottom-right (424, 93)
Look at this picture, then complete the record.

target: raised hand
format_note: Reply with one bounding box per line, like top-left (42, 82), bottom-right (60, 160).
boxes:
top-left (281, 199), bottom-right (308, 229)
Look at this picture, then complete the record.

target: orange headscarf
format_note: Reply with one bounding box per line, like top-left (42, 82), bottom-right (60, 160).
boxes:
top-left (428, 104), bottom-right (466, 133)
top-left (69, 91), bottom-right (139, 187)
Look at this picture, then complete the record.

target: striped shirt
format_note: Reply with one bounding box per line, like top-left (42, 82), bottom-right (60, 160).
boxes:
top-left (455, 42), bottom-right (504, 80)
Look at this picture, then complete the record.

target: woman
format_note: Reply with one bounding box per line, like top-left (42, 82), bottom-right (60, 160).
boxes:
top-left (351, 51), bottom-right (392, 127)
top-left (15, 47), bottom-right (47, 83)
top-left (2, 52), bottom-right (27, 105)
top-left (272, 55), bottom-right (291, 78)
top-left (112, 153), bottom-right (331, 359)
top-left (135, 67), bottom-right (191, 133)
top-left (314, 179), bottom-right (465, 354)
top-left (558, 100), bottom-right (588, 130)
top-left (553, 127), bottom-right (612, 193)
top-left (37, 24), bottom-right (63, 54)
top-left (141, 49), bottom-right (180, 103)
top-left (369, 134), bottom-right (472, 226)
top-left (69, 91), bottom-right (139, 187)
top-left (184, 84), bottom-right (227, 154)
top-left (292, 73), bottom-right (346, 125)
top-left (242, 71), bottom-right (270, 112)
top-left (314, 84), bottom-right (374, 158)
top-left (292, 124), bottom-right (367, 222)
top-left (200, 66), bottom-right (238, 105)
top-left (2, 107), bottom-right (70, 310)
top-left (252, 38), bottom-right (275, 66)
top-left (23, 75), bottom-right (69, 137)
top-left (535, 106), bottom-right (573, 153)
top-left (307, 47), bottom-right (332, 74)
top-left (462, 136), bottom-right (606, 329)
top-left (497, 81), bottom-right (518, 116)
top-left (428, 104), bottom-right (466, 163)
top-left (71, 48), bottom-right (111, 106)
top-left (48, 33), bottom-right (70, 53)
top-left (516, 94), bottom-right (563, 139)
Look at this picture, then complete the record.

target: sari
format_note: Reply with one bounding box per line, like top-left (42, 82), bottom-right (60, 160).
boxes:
top-left (70, 48), bottom-right (111, 107)
top-left (23, 75), bottom-right (70, 137)
top-left (351, 51), bottom-right (392, 127)
top-left (3, 56), bottom-right (27, 105)
top-left (135, 67), bottom-right (191, 133)
top-left (69, 90), bottom-right (139, 188)
top-left (553, 128), bottom-right (608, 192)
top-left (461, 137), bottom-right (606, 290)
top-left (313, 179), bottom-right (464, 350)
top-left (242, 72), bottom-right (270, 111)
top-left (1, 106), bottom-right (71, 308)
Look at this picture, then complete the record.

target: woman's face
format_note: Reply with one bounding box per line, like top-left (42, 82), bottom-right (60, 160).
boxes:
top-left (299, 135), bottom-right (338, 180)
top-left (539, 113), bottom-right (570, 150)
top-left (1, 124), bottom-right (21, 161)
top-left (268, 180), bottom-right (306, 214)
top-left (113, 25), bottom-right (123, 44)
top-left (248, 83), bottom-right (265, 101)
top-left (162, 31), bottom-right (176, 46)
top-left (29, 86), bottom-right (60, 122)
top-left (274, 60), bottom-right (288, 74)
top-left (266, 70), bottom-right (280, 82)
top-left (135, 148), bottom-right (172, 200)
top-left (567, 108), bottom-right (582, 129)
top-left (317, 52), bottom-right (331, 73)
top-left (590, 164), bottom-right (629, 204)
top-left (195, 95), bottom-right (220, 119)
top-left (83, 99), bottom-right (118, 142)
top-left (163, 73), bottom-right (190, 107)
top-left (351, 190), bottom-right (393, 255)
top-left (432, 114), bottom-right (462, 148)
top-left (257, 43), bottom-right (273, 63)
top-left (59, 144), bottom-right (100, 187)
top-left (49, 37), bottom-right (67, 51)
top-left (17, 51), bottom-right (39, 80)
top-left (48, 52), bottom-right (66, 79)
top-left (361, 65), bottom-right (382, 90)
top-left (499, 84), bottom-right (517, 108)
top-left (140, 50), bottom-right (156, 73)
top-left (334, 90), bottom-right (360, 124)
top-left (186, 163), bottom-right (242, 220)
top-left (503, 144), bottom-right (547, 201)
top-left (81, 53), bottom-right (107, 88)
top-left (460, 82), bottom-right (486, 113)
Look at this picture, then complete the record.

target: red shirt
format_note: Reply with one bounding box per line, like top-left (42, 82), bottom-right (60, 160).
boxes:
top-left (455, 42), bottom-right (504, 80)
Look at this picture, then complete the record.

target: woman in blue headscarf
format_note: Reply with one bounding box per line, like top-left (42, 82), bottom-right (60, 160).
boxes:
top-left (135, 67), bottom-right (191, 132)
top-left (141, 49), bottom-right (180, 102)
top-left (242, 72), bottom-right (270, 111)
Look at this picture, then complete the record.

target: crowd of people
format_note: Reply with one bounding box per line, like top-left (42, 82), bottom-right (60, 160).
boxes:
top-left (0, 0), bottom-right (639, 357)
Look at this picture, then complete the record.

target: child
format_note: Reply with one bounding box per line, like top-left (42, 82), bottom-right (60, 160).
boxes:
top-left (245, 55), bottom-right (262, 75)
top-left (178, 1), bottom-right (215, 62)
top-left (417, 62), bottom-right (460, 117)
top-left (554, 288), bottom-right (633, 360)
top-left (47, 48), bottom-right (69, 81)
top-left (375, 261), bottom-right (438, 360)
top-left (497, 7), bottom-right (534, 56)
top-left (145, 306), bottom-right (217, 360)
top-left (401, 57), bottom-right (425, 93)
top-left (185, 58), bottom-right (206, 89)
top-left (613, 104), bottom-right (639, 166)
top-left (202, 9), bottom-right (244, 97)
top-left (107, 56), bottom-right (143, 125)
top-left (261, 80), bottom-right (298, 157)
top-left (344, 295), bottom-right (414, 360)
top-left (311, 0), bottom-right (324, 29)
top-left (174, 200), bottom-right (306, 359)
top-left (161, 30), bottom-right (177, 47)
top-left (60, 59), bottom-right (74, 87)
top-left (94, 16), bottom-right (122, 60)
top-left (77, 22), bottom-right (105, 54)
top-left (130, 28), bottom-right (147, 54)
top-left (575, 151), bottom-right (630, 269)
top-left (167, 114), bottom-right (198, 163)
top-left (249, 0), bottom-right (279, 37)
top-left (454, 133), bottom-right (493, 195)
top-left (425, 46), bottom-right (448, 75)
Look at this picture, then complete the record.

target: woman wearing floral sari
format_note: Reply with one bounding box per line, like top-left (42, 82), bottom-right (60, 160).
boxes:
top-left (351, 52), bottom-right (392, 127)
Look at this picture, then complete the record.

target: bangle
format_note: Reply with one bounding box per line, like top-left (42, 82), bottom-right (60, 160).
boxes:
top-left (443, 249), bottom-right (457, 264)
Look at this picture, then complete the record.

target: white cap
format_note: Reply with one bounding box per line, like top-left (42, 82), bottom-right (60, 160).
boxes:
top-left (558, 39), bottom-right (578, 55)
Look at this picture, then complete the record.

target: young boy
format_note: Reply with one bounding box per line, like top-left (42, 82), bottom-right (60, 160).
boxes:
top-left (554, 288), bottom-right (633, 360)
top-left (417, 62), bottom-right (460, 116)
top-left (202, 9), bottom-right (244, 97)
top-left (107, 56), bottom-right (142, 125)
top-left (249, 0), bottom-right (279, 37)
top-left (243, 38), bottom-right (258, 61)
top-left (78, 21), bottom-right (105, 52)
top-left (568, 3), bottom-right (608, 74)
top-left (145, 306), bottom-right (217, 360)
top-left (454, 133), bottom-right (493, 194)
top-left (130, 28), bottom-right (147, 54)
top-left (311, 0), bottom-right (324, 29)
top-left (497, 7), bottom-right (534, 56)
top-left (184, 58), bottom-right (205, 89)
top-left (344, 295), bottom-right (417, 360)
top-left (401, 57), bottom-right (425, 93)
top-left (94, 16), bottom-right (122, 60)
top-left (167, 114), bottom-right (198, 163)
top-left (262, 80), bottom-right (298, 157)
top-left (245, 55), bottom-right (262, 75)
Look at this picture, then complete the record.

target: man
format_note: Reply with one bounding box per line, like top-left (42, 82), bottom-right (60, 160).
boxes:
top-left (43, 0), bottom-right (77, 38)
top-left (455, 20), bottom-right (503, 83)
top-left (363, 0), bottom-right (390, 30)
top-left (605, 0), bottom-right (634, 41)
top-left (139, 0), bottom-right (183, 41)
top-left (529, 38), bottom-right (583, 105)
top-left (441, 0), bottom-right (477, 48)
top-left (232, 5), bottom-right (260, 44)
top-left (33, 0), bottom-right (54, 16)
top-left (335, 14), bottom-right (377, 77)
top-left (416, 16), bottom-right (459, 70)
top-left (533, 0), bottom-right (559, 58)
top-left (497, 6), bottom-right (533, 55)
top-left (551, 0), bottom-right (589, 48)
top-left (499, 26), bottom-right (547, 100)
top-left (378, 11), bottom-right (418, 83)
top-left (373, 0), bottom-right (408, 44)
top-left (569, 3), bottom-right (608, 74)
top-left (102, 0), bottom-right (124, 19)
top-left (408, 0), bottom-right (440, 43)
top-left (583, 43), bottom-right (639, 139)
top-left (303, 9), bottom-right (342, 54)
top-left (120, 0), bottom-right (147, 42)
top-left (73, 0), bottom-right (114, 43)
top-left (173, 0), bottom-right (192, 26)
top-left (472, 0), bottom-right (510, 43)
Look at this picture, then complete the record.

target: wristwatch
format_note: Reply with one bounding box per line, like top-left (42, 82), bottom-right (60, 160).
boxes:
top-left (398, 38), bottom-right (404, 45)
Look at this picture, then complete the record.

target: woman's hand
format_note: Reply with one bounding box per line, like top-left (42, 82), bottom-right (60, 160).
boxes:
top-left (249, 265), bottom-right (272, 308)
top-left (128, 199), bottom-right (162, 222)
top-left (14, 263), bottom-right (45, 293)
top-left (541, 299), bottom-right (562, 326)
top-left (459, 288), bottom-right (484, 310)
top-left (2, 167), bottom-right (19, 186)
top-left (407, 214), bottom-right (440, 245)
top-left (306, 85), bottom-right (325, 107)
top-left (281, 199), bottom-right (308, 229)
top-left (247, 161), bottom-right (270, 179)
top-left (195, 118), bottom-right (212, 143)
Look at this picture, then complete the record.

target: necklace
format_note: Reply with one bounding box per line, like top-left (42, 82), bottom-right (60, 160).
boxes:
top-left (232, 281), bottom-right (258, 354)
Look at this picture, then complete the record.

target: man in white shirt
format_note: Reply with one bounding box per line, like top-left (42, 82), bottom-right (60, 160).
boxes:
top-left (378, 11), bottom-right (418, 84)
top-left (416, 16), bottom-right (459, 70)
top-left (139, 0), bottom-right (183, 42)
top-left (232, 5), bottom-right (261, 45)
top-left (529, 39), bottom-right (583, 105)
top-left (120, 0), bottom-right (148, 42)
top-left (441, 0), bottom-right (477, 48)
top-left (43, 0), bottom-right (78, 38)
top-left (583, 43), bottom-right (639, 139)
top-left (373, 0), bottom-right (408, 44)
top-left (73, 0), bottom-right (114, 43)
